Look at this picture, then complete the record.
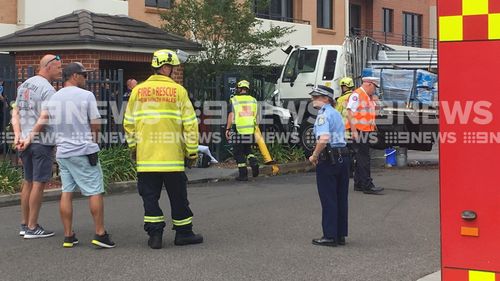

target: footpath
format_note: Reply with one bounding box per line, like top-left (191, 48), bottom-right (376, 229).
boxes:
top-left (0, 148), bottom-right (439, 208)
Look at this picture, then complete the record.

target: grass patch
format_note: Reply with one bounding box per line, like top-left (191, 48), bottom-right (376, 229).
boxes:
top-left (0, 161), bottom-right (23, 194)
top-left (99, 146), bottom-right (137, 189)
top-left (255, 142), bottom-right (306, 164)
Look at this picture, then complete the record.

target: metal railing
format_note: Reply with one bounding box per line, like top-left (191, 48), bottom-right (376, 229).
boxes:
top-left (351, 28), bottom-right (437, 49)
top-left (1, 67), bottom-right (124, 166)
top-left (255, 13), bottom-right (310, 25)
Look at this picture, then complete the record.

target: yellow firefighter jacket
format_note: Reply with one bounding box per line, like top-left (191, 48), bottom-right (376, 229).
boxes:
top-left (124, 75), bottom-right (198, 172)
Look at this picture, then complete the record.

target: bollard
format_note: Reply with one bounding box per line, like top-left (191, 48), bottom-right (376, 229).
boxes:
top-left (396, 147), bottom-right (408, 167)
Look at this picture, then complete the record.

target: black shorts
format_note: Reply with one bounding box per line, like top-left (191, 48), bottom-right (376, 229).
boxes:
top-left (19, 143), bottom-right (54, 182)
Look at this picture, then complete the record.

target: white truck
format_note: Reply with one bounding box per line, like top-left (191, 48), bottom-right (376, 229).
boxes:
top-left (263, 37), bottom-right (439, 154)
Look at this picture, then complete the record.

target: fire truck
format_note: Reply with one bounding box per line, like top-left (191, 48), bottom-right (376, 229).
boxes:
top-left (439, 0), bottom-right (500, 280)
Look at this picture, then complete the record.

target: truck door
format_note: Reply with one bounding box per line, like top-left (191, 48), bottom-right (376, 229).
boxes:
top-left (279, 48), bottom-right (321, 100)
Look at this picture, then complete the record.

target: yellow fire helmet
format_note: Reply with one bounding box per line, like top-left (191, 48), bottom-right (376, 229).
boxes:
top-left (237, 80), bottom-right (250, 89)
top-left (339, 77), bottom-right (354, 88)
top-left (151, 49), bottom-right (181, 68)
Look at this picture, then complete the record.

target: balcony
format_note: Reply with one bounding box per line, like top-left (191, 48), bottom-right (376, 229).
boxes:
top-left (351, 28), bottom-right (437, 49)
top-left (255, 13), bottom-right (310, 25)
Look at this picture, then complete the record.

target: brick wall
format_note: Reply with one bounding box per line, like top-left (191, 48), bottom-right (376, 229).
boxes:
top-left (14, 50), bottom-right (184, 84)
top-left (371, 0), bottom-right (431, 39)
top-left (0, 0), bottom-right (17, 24)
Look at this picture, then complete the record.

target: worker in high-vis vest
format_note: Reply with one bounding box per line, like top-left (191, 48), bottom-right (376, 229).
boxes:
top-left (346, 76), bottom-right (384, 195)
top-left (225, 80), bottom-right (259, 181)
top-left (124, 49), bottom-right (203, 249)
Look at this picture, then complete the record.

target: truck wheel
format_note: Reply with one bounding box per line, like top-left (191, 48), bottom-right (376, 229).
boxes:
top-left (299, 123), bottom-right (315, 157)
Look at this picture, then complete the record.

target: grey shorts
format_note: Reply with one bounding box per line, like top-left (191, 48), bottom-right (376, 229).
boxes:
top-left (19, 143), bottom-right (54, 182)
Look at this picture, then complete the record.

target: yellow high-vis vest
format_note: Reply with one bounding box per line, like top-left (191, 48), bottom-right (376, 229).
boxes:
top-left (124, 75), bottom-right (198, 172)
top-left (231, 95), bottom-right (257, 135)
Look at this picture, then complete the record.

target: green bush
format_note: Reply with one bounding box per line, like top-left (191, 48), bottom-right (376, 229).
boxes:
top-left (255, 142), bottom-right (306, 164)
top-left (0, 161), bottom-right (23, 194)
top-left (99, 146), bottom-right (137, 189)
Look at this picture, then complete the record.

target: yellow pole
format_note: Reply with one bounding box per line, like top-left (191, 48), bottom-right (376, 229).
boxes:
top-left (254, 126), bottom-right (273, 164)
top-left (254, 126), bottom-right (280, 175)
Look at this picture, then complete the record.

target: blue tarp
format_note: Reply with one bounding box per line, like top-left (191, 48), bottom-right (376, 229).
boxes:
top-left (362, 68), bottom-right (437, 105)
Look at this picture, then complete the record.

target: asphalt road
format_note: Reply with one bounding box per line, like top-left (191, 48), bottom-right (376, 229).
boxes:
top-left (0, 168), bottom-right (440, 281)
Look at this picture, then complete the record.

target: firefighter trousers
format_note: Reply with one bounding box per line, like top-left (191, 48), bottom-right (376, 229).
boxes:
top-left (231, 133), bottom-right (257, 168)
top-left (137, 172), bottom-right (194, 236)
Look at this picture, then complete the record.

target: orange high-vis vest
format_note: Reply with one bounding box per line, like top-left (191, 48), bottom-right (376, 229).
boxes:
top-left (345, 87), bottom-right (376, 132)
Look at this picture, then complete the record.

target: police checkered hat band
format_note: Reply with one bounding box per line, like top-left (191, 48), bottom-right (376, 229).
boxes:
top-left (309, 85), bottom-right (334, 99)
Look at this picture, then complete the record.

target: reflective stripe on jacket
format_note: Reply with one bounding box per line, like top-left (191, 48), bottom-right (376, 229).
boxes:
top-left (231, 95), bottom-right (257, 135)
top-left (124, 74), bottom-right (198, 172)
top-left (335, 90), bottom-right (351, 123)
top-left (345, 88), bottom-right (376, 132)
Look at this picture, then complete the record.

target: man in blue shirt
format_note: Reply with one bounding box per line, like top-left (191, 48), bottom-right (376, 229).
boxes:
top-left (308, 85), bottom-right (351, 247)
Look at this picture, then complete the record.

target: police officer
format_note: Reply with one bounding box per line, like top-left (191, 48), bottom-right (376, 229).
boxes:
top-left (124, 49), bottom-right (203, 249)
top-left (225, 80), bottom-right (259, 181)
top-left (346, 76), bottom-right (384, 194)
top-left (308, 85), bottom-right (350, 247)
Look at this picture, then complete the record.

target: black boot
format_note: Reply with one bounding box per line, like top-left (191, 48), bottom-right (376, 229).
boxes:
top-left (235, 167), bottom-right (248, 181)
top-left (249, 157), bottom-right (259, 177)
top-left (174, 231), bottom-right (204, 246)
top-left (148, 234), bottom-right (163, 249)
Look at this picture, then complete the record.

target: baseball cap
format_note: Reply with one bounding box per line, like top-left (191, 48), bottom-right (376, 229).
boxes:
top-left (62, 62), bottom-right (90, 80)
top-left (308, 85), bottom-right (334, 99)
top-left (362, 76), bottom-right (380, 88)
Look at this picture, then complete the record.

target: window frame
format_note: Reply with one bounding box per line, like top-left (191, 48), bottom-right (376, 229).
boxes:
top-left (383, 8), bottom-right (394, 33)
top-left (322, 50), bottom-right (338, 81)
top-left (282, 50), bottom-right (320, 82)
top-left (145, 0), bottom-right (172, 9)
top-left (403, 12), bottom-right (423, 47)
top-left (317, 0), bottom-right (334, 29)
top-left (254, 0), bottom-right (294, 22)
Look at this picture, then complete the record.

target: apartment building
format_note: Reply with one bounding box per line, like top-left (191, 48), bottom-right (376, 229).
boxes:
top-left (0, 0), bottom-right (437, 64)
top-left (0, 0), bottom-right (128, 36)
top-left (127, 0), bottom-right (437, 63)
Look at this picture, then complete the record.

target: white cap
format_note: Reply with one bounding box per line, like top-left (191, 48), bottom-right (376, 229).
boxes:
top-left (362, 76), bottom-right (380, 88)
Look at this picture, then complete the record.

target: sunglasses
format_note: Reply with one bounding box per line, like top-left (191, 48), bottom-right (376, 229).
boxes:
top-left (45, 55), bottom-right (61, 67)
top-left (77, 72), bottom-right (88, 78)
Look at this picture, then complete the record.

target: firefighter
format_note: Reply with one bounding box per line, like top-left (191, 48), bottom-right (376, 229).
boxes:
top-left (336, 77), bottom-right (354, 122)
top-left (124, 49), bottom-right (203, 249)
top-left (337, 77), bottom-right (355, 178)
top-left (225, 80), bottom-right (259, 181)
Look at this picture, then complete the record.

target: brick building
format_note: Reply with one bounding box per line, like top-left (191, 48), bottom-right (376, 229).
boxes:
top-left (0, 9), bottom-right (202, 84)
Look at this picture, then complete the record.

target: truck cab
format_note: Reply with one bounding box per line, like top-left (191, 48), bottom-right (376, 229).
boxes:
top-left (275, 45), bottom-right (346, 101)
top-left (267, 40), bottom-right (438, 154)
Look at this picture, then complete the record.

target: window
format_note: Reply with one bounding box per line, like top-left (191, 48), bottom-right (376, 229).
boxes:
top-left (254, 0), bottom-right (293, 22)
top-left (145, 0), bottom-right (171, 9)
top-left (282, 50), bottom-right (319, 82)
top-left (383, 8), bottom-right (393, 33)
top-left (350, 4), bottom-right (361, 35)
top-left (403, 12), bottom-right (422, 47)
top-left (322, 50), bottom-right (338, 80)
top-left (317, 0), bottom-right (333, 29)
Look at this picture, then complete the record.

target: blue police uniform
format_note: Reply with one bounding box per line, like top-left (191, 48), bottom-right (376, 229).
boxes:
top-left (314, 103), bottom-right (350, 244)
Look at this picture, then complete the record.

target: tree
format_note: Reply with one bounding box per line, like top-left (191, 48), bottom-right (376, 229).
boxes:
top-left (160, 0), bottom-right (294, 67)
